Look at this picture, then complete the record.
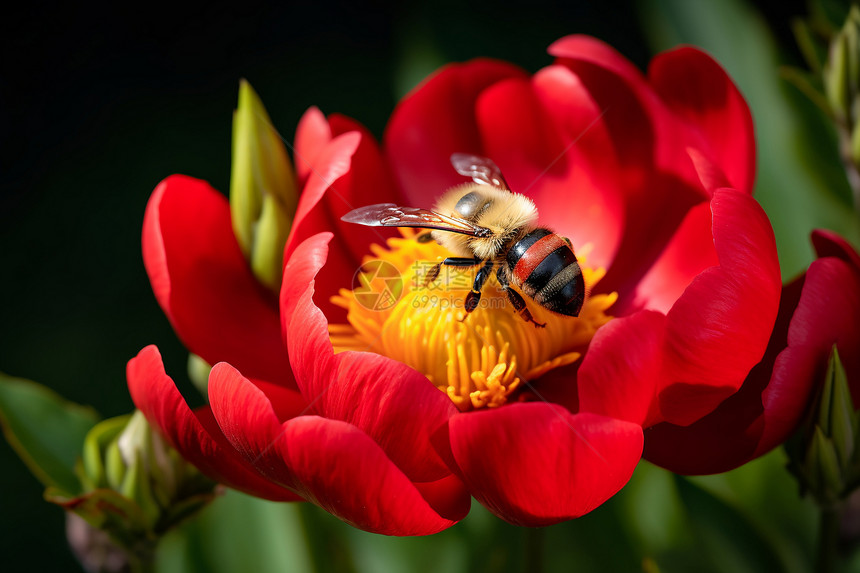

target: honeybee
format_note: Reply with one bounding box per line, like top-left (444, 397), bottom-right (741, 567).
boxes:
top-left (341, 153), bottom-right (584, 328)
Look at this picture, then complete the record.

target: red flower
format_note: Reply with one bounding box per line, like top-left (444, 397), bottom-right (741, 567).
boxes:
top-left (645, 230), bottom-right (860, 474)
top-left (131, 35), bottom-right (782, 534)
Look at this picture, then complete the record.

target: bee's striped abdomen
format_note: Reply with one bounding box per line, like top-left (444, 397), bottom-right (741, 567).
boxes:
top-left (506, 228), bottom-right (585, 317)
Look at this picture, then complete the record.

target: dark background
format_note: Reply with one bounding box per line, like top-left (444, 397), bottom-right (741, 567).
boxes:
top-left (0, 1), bottom-right (804, 570)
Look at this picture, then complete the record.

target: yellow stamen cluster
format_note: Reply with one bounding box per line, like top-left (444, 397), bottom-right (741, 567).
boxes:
top-left (329, 229), bottom-right (616, 412)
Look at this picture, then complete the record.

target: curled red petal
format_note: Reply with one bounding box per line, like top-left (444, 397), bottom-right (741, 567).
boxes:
top-left (126, 345), bottom-right (298, 501)
top-left (280, 233), bottom-right (461, 483)
top-left (277, 416), bottom-right (469, 535)
top-left (207, 359), bottom-right (468, 535)
top-left (142, 175), bottom-right (292, 387)
top-left (384, 58), bottom-right (528, 205)
top-left (812, 229), bottom-right (860, 269)
top-left (659, 189), bottom-right (780, 425)
top-left (645, 253), bottom-right (860, 473)
top-left (766, 256), bottom-right (860, 417)
top-left (648, 46), bottom-right (756, 194)
top-left (448, 403), bottom-right (642, 526)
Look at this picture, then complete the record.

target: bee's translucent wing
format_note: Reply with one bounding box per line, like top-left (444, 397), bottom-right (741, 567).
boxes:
top-left (341, 203), bottom-right (491, 237)
top-left (450, 153), bottom-right (510, 189)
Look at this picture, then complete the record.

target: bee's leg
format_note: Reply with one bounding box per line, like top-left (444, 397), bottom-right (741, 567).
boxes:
top-left (423, 262), bottom-right (442, 287)
top-left (417, 232), bottom-right (435, 243)
top-left (441, 257), bottom-right (484, 267)
top-left (422, 257), bottom-right (482, 287)
top-left (461, 259), bottom-right (495, 319)
top-left (495, 266), bottom-right (546, 328)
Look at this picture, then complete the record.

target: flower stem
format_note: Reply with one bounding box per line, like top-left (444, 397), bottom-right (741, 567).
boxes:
top-left (817, 505), bottom-right (841, 573)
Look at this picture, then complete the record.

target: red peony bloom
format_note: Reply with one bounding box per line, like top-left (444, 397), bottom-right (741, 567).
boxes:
top-left (130, 35), bottom-right (782, 534)
top-left (645, 230), bottom-right (860, 474)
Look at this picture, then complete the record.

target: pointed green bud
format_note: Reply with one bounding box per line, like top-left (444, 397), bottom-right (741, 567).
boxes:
top-left (787, 346), bottom-right (860, 507)
top-left (66, 410), bottom-right (216, 538)
top-left (230, 80), bottom-right (298, 293)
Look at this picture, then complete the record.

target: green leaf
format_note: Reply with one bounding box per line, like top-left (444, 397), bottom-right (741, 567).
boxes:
top-left (693, 450), bottom-right (818, 573)
top-left (637, 0), bottom-right (860, 280)
top-left (0, 373), bottom-right (99, 494)
top-left (674, 475), bottom-right (789, 573)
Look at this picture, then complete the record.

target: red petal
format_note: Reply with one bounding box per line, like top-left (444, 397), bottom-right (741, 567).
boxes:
top-left (322, 113), bottom-right (402, 265)
top-left (812, 229), bottom-right (860, 270)
top-left (645, 254), bottom-right (860, 474)
top-left (384, 59), bottom-right (528, 205)
top-left (126, 345), bottom-right (298, 501)
top-left (142, 176), bottom-right (292, 387)
top-left (765, 256), bottom-right (860, 419)
top-left (659, 189), bottom-right (781, 425)
top-left (283, 131), bottom-right (363, 320)
top-left (294, 106), bottom-right (332, 190)
top-left (619, 201), bottom-right (718, 314)
top-left (549, 38), bottom-right (707, 297)
top-left (277, 416), bottom-right (469, 535)
top-left (686, 146), bottom-right (733, 196)
top-left (476, 69), bottom-right (625, 270)
top-left (281, 233), bottom-right (461, 483)
top-left (207, 360), bottom-right (468, 535)
top-left (549, 35), bottom-right (674, 191)
top-left (286, 117), bottom-right (403, 322)
top-left (448, 403), bottom-right (642, 526)
top-left (578, 310), bottom-right (666, 426)
top-left (648, 46), bottom-right (756, 194)
top-left (549, 35), bottom-right (646, 87)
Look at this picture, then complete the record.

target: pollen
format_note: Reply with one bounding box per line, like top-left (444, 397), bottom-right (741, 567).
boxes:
top-left (329, 229), bottom-right (616, 412)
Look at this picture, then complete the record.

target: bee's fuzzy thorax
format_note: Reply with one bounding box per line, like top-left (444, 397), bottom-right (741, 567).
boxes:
top-left (432, 185), bottom-right (538, 260)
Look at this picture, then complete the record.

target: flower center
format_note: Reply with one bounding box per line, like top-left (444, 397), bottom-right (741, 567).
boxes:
top-left (329, 229), bottom-right (616, 412)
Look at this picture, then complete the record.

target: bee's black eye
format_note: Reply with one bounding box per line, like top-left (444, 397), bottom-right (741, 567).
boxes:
top-left (454, 191), bottom-right (489, 218)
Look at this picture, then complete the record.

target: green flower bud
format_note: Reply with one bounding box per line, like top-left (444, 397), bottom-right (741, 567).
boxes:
top-left (230, 80), bottom-right (298, 293)
top-left (823, 6), bottom-right (860, 123)
top-left (49, 410), bottom-right (216, 561)
top-left (787, 347), bottom-right (860, 507)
